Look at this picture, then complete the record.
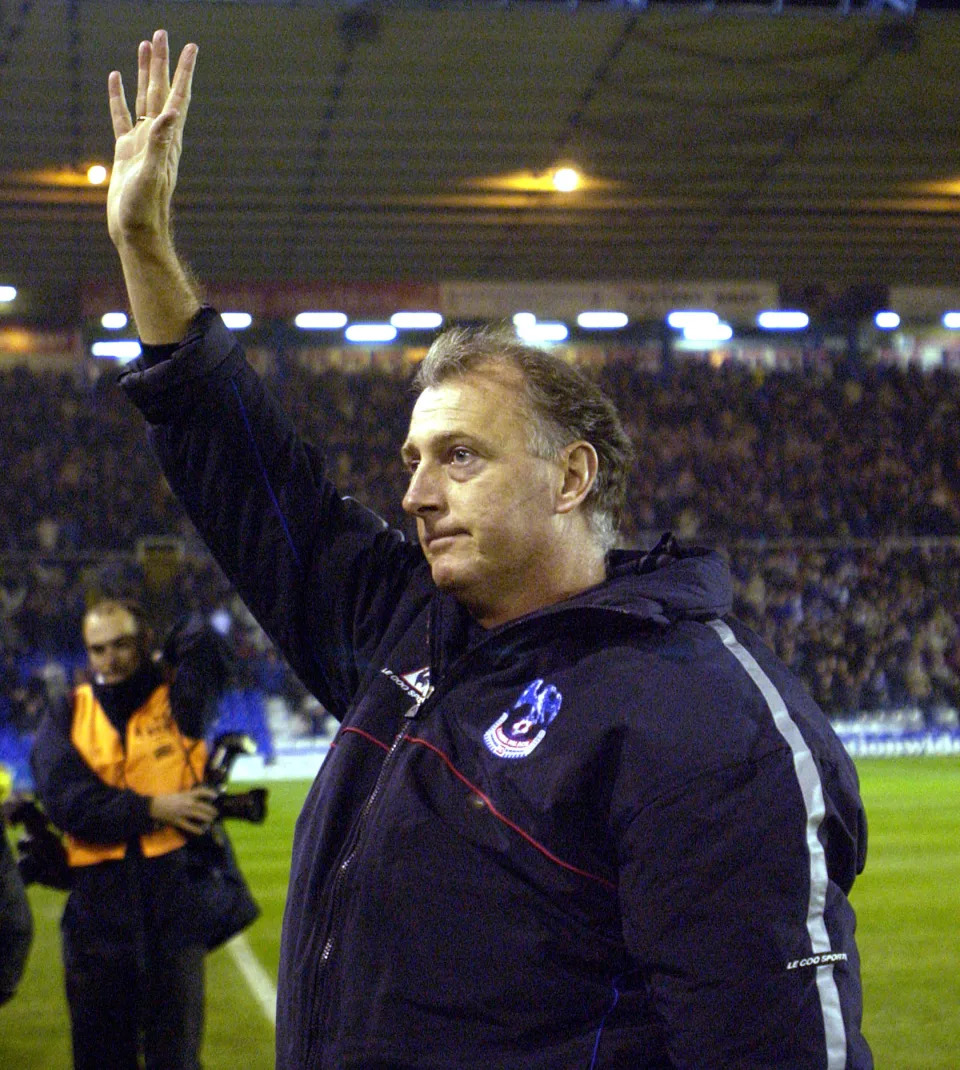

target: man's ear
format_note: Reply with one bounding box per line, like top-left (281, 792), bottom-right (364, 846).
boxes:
top-left (555, 440), bottom-right (599, 515)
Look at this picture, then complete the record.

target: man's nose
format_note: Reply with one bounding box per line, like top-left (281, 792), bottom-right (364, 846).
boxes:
top-left (402, 462), bottom-right (442, 515)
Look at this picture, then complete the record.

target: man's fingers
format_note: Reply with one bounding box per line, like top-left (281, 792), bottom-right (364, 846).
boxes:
top-left (188, 809), bottom-right (217, 833)
top-left (144, 109), bottom-right (180, 151)
top-left (135, 39), bottom-right (151, 119)
top-left (167, 43), bottom-right (198, 124)
top-left (107, 71), bottom-right (133, 137)
top-left (177, 799), bottom-right (217, 834)
top-left (146, 28), bottom-right (171, 117)
top-left (113, 32), bottom-right (195, 145)
top-left (188, 789), bottom-right (219, 820)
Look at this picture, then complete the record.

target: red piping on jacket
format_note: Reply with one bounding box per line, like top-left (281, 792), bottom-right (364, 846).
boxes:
top-left (339, 724), bottom-right (616, 890)
top-left (338, 725), bottom-right (391, 752)
top-left (407, 734), bottom-right (617, 891)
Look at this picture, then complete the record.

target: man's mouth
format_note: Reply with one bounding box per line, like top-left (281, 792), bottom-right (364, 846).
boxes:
top-left (425, 530), bottom-right (466, 551)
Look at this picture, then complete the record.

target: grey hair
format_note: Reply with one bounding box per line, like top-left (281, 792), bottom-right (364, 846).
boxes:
top-left (412, 324), bottom-right (633, 552)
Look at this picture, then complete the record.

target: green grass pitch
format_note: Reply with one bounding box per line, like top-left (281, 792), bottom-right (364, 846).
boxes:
top-left (2, 759), bottom-right (957, 1068)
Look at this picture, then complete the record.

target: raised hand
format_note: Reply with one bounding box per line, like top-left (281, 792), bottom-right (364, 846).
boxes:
top-left (106, 29), bottom-right (197, 250)
top-left (105, 28), bottom-right (203, 343)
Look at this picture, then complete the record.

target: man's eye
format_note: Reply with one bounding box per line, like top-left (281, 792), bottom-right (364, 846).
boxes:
top-left (450, 447), bottom-right (473, 464)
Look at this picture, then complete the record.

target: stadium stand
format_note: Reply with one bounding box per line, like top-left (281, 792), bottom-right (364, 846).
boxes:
top-left (2, 350), bottom-right (960, 777)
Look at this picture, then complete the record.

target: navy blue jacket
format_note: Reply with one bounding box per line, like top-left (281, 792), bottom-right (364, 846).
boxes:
top-left (120, 310), bottom-right (872, 1069)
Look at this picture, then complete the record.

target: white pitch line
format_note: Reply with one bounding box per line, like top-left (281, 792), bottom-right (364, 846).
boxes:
top-left (226, 933), bottom-right (277, 1027)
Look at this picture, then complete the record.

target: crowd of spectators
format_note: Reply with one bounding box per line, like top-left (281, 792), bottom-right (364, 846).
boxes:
top-left (599, 359), bottom-right (960, 543)
top-left (5, 354), bottom-right (959, 552)
top-left (0, 365), bottom-right (187, 554)
top-left (2, 350), bottom-right (960, 725)
top-left (728, 541), bottom-right (960, 721)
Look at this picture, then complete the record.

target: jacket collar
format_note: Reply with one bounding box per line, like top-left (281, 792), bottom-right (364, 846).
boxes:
top-left (92, 660), bottom-right (164, 734)
top-left (429, 533), bottom-right (732, 673)
top-left (596, 533), bottom-right (733, 623)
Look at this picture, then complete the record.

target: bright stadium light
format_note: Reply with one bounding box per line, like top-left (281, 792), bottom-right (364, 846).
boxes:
top-left (512, 312), bottom-right (536, 329)
top-left (101, 312), bottom-right (128, 330)
top-left (757, 311), bottom-right (809, 330)
top-left (91, 340), bottom-right (142, 362)
top-left (682, 322), bottom-right (733, 343)
top-left (221, 312), bottom-right (253, 330)
top-left (667, 310), bottom-right (719, 330)
top-left (942, 312), bottom-right (960, 329)
top-left (552, 167), bottom-right (581, 193)
top-left (0, 285), bottom-right (16, 303)
top-left (516, 321), bottom-right (569, 344)
top-left (295, 311), bottom-right (348, 330)
top-left (577, 311), bottom-right (629, 330)
top-left (390, 312), bottom-right (443, 330)
top-left (874, 311), bottom-right (900, 330)
top-left (345, 323), bottom-right (397, 343)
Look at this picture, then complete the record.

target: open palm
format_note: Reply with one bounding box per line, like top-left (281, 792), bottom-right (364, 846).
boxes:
top-left (106, 30), bottom-right (197, 247)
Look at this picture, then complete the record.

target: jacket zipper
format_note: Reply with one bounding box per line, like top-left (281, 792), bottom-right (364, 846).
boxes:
top-left (308, 607), bottom-right (646, 1057)
top-left (305, 697), bottom-right (425, 1066)
top-left (317, 707), bottom-right (418, 966)
top-left (303, 601), bottom-right (643, 1064)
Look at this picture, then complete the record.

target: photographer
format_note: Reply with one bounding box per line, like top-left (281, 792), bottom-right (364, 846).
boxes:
top-left (30, 599), bottom-right (237, 1070)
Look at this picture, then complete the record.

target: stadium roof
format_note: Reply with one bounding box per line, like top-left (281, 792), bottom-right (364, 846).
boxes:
top-left (3, 0), bottom-right (960, 322)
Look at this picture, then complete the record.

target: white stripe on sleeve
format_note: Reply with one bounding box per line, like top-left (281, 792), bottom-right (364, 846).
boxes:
top-left (708, 618), bottom-right (847, 1070)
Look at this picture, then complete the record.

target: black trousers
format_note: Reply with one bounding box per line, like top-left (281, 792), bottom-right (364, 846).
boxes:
top-left (63, 934), bottom-right (205, 1070)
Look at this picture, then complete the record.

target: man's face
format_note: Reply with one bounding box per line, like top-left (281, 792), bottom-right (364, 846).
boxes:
top-left (82, 606), bottom-right (143, 685)
top-left (401, 368), bottom-right (565, 627)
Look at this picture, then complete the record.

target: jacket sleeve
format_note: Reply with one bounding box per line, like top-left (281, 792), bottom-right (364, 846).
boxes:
top-left (118, 308), bottom-right (422, 718)
top-left (30, 699), bottom-right (154, 843)
top-left (615, 746), bottom-right (871, 1068)
top-left (0, 831), bottom-right (32, 1005)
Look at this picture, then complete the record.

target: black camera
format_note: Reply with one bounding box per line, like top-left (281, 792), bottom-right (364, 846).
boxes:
top-left (214, 787), bottom-right (268, 824)
top-left (205, 732), bottom-right (268, 825)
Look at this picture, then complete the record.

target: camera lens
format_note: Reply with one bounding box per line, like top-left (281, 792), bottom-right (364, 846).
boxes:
top-left (214, 789), bottom-right (267, 824)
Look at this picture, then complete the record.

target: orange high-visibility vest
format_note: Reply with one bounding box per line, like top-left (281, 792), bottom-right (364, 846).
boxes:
top-left (65, 681), bottom-right (208, 867)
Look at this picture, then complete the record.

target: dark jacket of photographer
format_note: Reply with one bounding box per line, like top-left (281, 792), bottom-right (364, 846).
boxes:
top-left (30, 618), bottom-right (228, 950)
top-left (0, 830), bottom-right (32, 1004)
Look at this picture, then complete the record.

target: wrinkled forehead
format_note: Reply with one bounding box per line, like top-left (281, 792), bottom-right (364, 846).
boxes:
top-left (82, 607), bottom-right (139, 647)
top-left (406, 366), bottom-right (530, 443)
